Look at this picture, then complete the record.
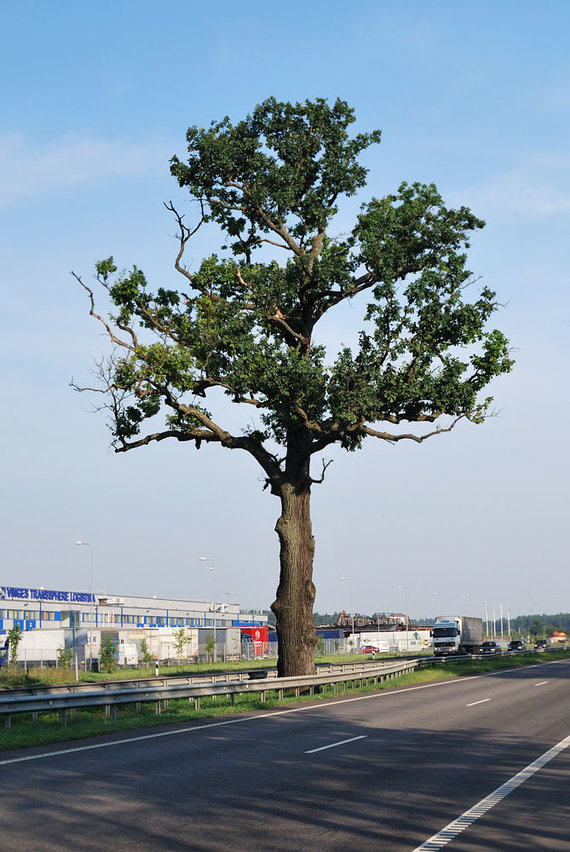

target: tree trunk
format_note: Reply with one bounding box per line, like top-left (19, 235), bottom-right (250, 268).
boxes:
top-left (271, 480), bottom-right (317, 677)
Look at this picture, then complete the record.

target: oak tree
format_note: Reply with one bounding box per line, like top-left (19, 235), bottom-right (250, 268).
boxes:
top-left (74, 98), bottom-right (513, 677)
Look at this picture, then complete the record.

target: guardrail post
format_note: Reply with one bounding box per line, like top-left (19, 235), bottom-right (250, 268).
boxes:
top-left (61, 709), bottom-right (67, 727)
top-left (32, 712), bottom-right (38, 725)
top-left (110, 706), bottom-right (117, 723)
top-left (5, 715), bottom-right (11, 729)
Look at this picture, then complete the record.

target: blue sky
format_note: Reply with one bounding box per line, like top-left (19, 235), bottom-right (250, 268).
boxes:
top-left (1, 1), bottom-right (569, 622)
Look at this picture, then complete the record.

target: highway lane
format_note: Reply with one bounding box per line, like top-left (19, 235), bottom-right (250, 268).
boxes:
top-left (0, 658), bottom-right (569, 850)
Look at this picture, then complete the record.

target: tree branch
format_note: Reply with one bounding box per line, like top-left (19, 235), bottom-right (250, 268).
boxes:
top-left (71, 271), bottom-right (137, 351)
top-left (360, 415), bottom-right (465, 444)
top-left (310, 457), bottom-right (334, 485)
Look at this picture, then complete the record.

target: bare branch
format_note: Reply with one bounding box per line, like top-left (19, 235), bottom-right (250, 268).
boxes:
top-left (71, 271), bottom-right (136, 352)
top-left (361, 415), bottom-right (466, 444)
top-left (310, 457), bottom-right (334, 485)
top-left (165, 201), bottom-right (225, 300)
top-left (255, 237), bottom-right (294, 251)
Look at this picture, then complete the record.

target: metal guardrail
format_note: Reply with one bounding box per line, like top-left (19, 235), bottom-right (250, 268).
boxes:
top-left (0, 659), bottom-right (410, 700)
top-left (0, 659), bottom-right (419, 728)
top-left (2, 647), bottom-right (566, 730)
top-left (0, 670), bottom-right (275, 700)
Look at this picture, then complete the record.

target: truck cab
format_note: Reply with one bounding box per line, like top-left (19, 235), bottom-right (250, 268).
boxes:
top-left (433, 618), bottom-right (461, 655)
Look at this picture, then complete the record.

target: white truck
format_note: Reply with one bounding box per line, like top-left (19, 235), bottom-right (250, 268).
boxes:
top-left (433, 615), bottom-right (483, 656)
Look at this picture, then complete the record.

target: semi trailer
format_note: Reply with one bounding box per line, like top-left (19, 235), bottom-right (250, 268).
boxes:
top-left (433, 615), bottom-right (483, 656)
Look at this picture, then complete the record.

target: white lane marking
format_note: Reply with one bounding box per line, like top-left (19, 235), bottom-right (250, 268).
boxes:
top-left (412, 733), bottom-right (570, 850)
top-left (1, 657), bottom-right (568, 767)
top-left (466, 698), bottom-right (491, 707)
top-left (305, 734), bottom-right (367, 754)
top-left (535, 681), bottom-right (548, 687)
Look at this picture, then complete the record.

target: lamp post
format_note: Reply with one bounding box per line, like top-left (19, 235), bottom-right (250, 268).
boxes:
top-left (396, 585), bottom-right (409, 652)
top-left (225, 591), bottom-right (237, 619)
top-left (340, 577), bottom-right (355, 651)
top-left (75, 541), bottom-right (94, 671)
top-left (200, 557), bottom-right (217, 662)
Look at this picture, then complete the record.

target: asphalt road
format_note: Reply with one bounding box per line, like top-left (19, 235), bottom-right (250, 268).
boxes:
top-left (1, 658), bottom-right (569, 851)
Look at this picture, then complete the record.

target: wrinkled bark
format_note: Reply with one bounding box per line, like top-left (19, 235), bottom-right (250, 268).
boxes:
top-left (271, 479), bottom-right (317, 677)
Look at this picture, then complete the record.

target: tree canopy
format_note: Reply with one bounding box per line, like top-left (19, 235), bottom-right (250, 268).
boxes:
top-left (74, 97), bottom-right (513, 676)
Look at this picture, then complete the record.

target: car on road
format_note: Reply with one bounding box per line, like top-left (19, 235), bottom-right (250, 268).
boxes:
top-left (507, 639), bottom-right (526, 651)
top-left (480, 640), bottom-right (501, 655)
top-left (360, 645), bottom-right (380, 654)
top-left (534, 638), bottom-right (550, 649)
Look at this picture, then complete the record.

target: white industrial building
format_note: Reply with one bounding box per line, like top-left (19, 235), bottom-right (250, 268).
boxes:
top-left (0, 582), bottom-right (268, 666)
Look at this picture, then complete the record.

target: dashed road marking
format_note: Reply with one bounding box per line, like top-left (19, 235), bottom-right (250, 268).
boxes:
top-left (305, 734), bottom-right (367, 754)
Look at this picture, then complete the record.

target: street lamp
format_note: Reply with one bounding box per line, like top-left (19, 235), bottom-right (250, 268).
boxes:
top-left (432, 592), bottom-right (440, 617)
top-left (225, 591), bottom-right (237, 619)
top-left (200, 557), bottom-right (217, 662)
top-left (396, 585), bottom-right (409, 652)
top-left (340, 577), bottom-right (355, 650)
top-left (75, 540), bottom-right (94, 671)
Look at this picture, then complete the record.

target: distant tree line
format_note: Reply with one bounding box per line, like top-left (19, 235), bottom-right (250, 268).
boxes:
top-left (510, 613), bottom-right (570, 638)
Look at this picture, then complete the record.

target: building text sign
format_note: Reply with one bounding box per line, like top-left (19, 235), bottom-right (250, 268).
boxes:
top-left (0, 586), bottom-right (94, 603)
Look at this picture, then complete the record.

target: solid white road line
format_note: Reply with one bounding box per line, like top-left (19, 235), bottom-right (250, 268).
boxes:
top-left (466, 698), bottom-right (491, 707)
top-left (305, 734), bottom-right (367, 754)
top-left (412, 733), bottom-right (570, 851)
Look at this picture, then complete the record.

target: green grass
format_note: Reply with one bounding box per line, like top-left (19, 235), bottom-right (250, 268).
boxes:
top-left (1, 649), bottom-right (568, 753)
